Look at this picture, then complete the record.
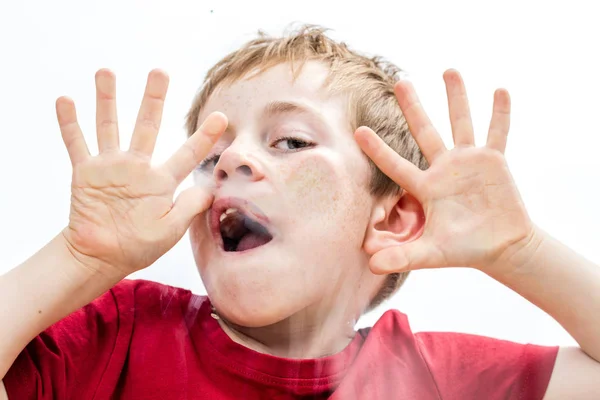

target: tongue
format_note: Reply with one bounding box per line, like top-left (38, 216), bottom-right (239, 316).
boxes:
top-left (237, 232), bottom-right (271, 252)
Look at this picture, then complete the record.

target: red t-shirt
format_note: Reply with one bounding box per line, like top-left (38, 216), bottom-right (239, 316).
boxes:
top-left (4, 279), bottom-right (558, 399)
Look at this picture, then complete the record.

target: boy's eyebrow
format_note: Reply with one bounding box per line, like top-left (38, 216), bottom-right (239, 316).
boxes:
top-left (262, 100), bottom-right (321, 120)
top-left (220, 100), bottom-right (329, 135)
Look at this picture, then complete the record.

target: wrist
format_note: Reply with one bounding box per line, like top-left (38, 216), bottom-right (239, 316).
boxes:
top-left (59, 228), bottom-right (128, 283)
top-left (484, 224), bottom-right (546, 280)
top-left (0, 230), bottom-right (126, 376)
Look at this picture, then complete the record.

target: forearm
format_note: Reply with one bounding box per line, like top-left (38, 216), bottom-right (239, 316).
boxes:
top-left (489, 226), bottom-right (600, 362)
top-left (0, 230), bottom-right (125, 379)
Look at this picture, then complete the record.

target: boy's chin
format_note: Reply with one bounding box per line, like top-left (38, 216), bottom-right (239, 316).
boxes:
top-left (210, 295), bottom-right (300, 329)
top-left (218, 306), bottom-right (288, 328)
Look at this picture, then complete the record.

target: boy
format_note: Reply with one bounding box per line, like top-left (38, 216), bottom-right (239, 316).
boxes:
top-left (1, 25), bottom-right (600, 399)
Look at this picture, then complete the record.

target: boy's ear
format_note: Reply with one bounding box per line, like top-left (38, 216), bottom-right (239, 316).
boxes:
top-left (363, 191), bottom-right (425, 257)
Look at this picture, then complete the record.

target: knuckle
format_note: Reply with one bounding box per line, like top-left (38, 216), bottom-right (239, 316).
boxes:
top-left (137, 116), bottom-right (160, 132)
top-left (98, 119), bottom-right (117, 129)
top-left (145, 92), bottom-right (166, 102)
top-left (183, 141), bottom-right (201, 163)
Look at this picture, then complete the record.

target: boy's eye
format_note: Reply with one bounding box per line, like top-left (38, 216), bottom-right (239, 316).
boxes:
top-left (272, 137), bottom-right (313, 151)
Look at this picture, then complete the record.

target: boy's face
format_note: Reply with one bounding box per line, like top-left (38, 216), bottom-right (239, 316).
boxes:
top-left (189, 62), bottom-right (385, 327)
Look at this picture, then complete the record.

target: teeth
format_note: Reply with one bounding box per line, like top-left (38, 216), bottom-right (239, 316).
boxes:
top-left (219, 208), bottom-right (239, 222)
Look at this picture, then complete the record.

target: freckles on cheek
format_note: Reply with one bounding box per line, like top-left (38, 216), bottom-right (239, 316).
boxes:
top-left (284, 158), bottom-right (343, 214)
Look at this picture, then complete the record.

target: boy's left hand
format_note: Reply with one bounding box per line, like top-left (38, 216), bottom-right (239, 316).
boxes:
top-left (355, 69), bottom-right (535, 275)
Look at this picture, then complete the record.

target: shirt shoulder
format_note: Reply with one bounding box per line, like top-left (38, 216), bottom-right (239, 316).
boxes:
top-left (415, 330), bottom-right (559, 400)
top-left (102, 279), bottom-right (210, 398)
top-left (113, 278), bottom-right (205, 332)
top-left (112, 278), bottom-right (195, 313)
top-left (3, 278), bottom-right (201, 400)
top-left (355, 310), bottom-right (558, 400)
top-left (337, 309), bottom-right (443, 399)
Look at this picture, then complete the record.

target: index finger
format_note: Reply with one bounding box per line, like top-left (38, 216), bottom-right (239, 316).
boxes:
top-left (162, 112), bottom-right (228, 183)
top-left (354, 126), bottom-right (421, 195)
top-left (394, 80), bottom-right (447, 164)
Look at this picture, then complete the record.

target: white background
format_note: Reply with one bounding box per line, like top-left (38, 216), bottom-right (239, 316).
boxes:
top-left (1, 0), bottom-right (599, 347)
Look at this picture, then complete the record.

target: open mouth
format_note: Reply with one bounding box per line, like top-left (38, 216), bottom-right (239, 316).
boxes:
top-left (211, 198), bottom-right (273, 253)
top-left (220, 209), bottom-right (273, 252)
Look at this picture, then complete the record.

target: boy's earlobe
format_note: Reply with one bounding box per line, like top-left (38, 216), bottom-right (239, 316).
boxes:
top-left (363, 205), bottom-right (390, 256)
top-left (363, 192), bottom-right (425, 257)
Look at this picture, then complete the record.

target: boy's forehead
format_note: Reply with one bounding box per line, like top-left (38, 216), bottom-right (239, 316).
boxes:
top-left (242, 61), bottom-right (331, 92)
top-left (199, 62), bottom-right (334, 120)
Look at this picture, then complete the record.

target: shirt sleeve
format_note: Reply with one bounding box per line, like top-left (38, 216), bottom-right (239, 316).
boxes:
top-left (3, 281), bottom-right (135, 400)
top-left (415, 331), bottom-right (559, 400)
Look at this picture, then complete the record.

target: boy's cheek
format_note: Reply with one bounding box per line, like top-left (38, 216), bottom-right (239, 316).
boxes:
top-left (283, 157), bottom-right (347, 215)
top-left (281, 156), bottom-right (371, 243)
top-left (188, 216), bottom-right (211, 252)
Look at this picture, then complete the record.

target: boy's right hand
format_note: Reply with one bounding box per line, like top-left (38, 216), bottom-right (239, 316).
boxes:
top-left (57, 69), bottom-right (226, 277)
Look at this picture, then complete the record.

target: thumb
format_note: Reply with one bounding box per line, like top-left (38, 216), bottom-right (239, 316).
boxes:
top-left (166, 186), bottom-right (214, 232)
top-left (369, 239), bottom-right (442, 274)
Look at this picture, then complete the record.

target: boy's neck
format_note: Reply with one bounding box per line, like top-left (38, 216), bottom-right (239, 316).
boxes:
top-left (214, 301), bottom-right (359, 359)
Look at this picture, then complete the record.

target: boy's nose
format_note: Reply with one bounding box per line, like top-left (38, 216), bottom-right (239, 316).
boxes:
top-left (213, 144), bottom-right (265, 184)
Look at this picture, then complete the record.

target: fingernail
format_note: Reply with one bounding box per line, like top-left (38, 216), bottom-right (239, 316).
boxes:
top-left (370, 261), bottom-right (389, 275)
top-left (200, 113), bottom-right (225, 136)
top-left (357, 128), bottom-right (375, 150)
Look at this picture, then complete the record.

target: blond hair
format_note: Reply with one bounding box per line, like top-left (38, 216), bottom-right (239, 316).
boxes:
top-left (185, 25), bottom-right (428, 311)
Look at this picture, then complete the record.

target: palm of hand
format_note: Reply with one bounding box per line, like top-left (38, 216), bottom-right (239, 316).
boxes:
top-left (355, 70), bottom-right (533, 273)
top-left (57, 69), bottom-right (226, 275)
top-left (417, 146), bottom-right (531, 270)
top-left (67, 153), bottom-right (177, 272)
